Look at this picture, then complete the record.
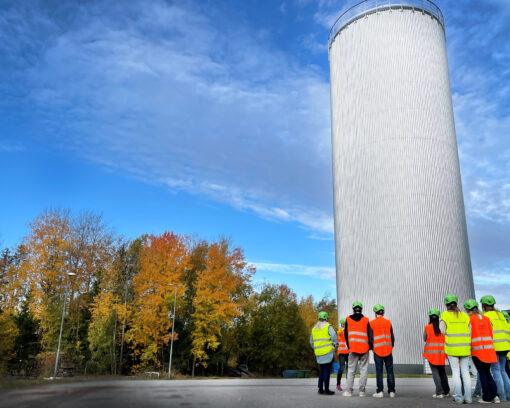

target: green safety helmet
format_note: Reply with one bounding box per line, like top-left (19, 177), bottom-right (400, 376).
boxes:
top-left (318, 311), bottom-right (329, 320)
top-left (502, 311), bottom-right (510, 322)
top-left (373, 304), bottom-right (385, 313)
top-left (480, 295), bottom-right (496, 306)
top-left (428, 308), bottom-right (440, 317)
top-left (444, 294), bottom-right (458, 305)
top-left (352, 301), bottom-right (363, 309)
top-left (339, 318), bottom-right (346, 324)
top-left (464, 299), bottom-right (478, 310)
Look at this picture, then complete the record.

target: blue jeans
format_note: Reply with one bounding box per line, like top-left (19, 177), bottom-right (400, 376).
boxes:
top-left (374, 353), bottom-right (395, 393)
top-left (491, 352), bottom-right (510, 401)
top-left (448, 355), bottom-right (472, 403)
top-left (318, 362), bottom-right (332, 391)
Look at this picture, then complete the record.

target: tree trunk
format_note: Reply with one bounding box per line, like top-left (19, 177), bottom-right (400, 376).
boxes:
top-left (192, 356), bottom-right (196, 377)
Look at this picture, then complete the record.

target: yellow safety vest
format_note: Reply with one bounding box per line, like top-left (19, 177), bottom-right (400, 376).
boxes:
top-left (484, 311), bottom-right (510, 352)
top-left (441, 310), bottom-right (471, 357)
top-left (312, 323), bottom-right (334, 356)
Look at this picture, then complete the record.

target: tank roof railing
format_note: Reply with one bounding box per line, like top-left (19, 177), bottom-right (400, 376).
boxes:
top-left (328, 0), bottom-right (444, 50)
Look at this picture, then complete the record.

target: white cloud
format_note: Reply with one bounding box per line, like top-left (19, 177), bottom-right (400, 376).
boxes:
top-left (2, 0), bottom-right (335, 235)
top-left (251, 261), bottom-right (336, 280)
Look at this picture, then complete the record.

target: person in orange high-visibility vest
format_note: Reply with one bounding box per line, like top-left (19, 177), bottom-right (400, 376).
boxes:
top-left (423, 308), bottom-right (450, 399)
top-left (343, 301), bottom-right (372, 398)
top-left (370, 304), bottom-right (395, 398)
top-left (464, 299), bottom-right (498, 403)
top-left (336, 318), bottom-right (349, 391)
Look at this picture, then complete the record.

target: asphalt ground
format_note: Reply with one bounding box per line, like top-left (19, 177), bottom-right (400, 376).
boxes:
top-left (0, 377), bottom-right (503, 408)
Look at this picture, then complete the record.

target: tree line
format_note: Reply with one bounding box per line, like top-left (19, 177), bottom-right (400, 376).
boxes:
top-left (0, 209), bottom-right (337, 377)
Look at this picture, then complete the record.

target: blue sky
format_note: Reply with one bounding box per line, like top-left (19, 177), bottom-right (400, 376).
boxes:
top-left (1, 0), bottom-right (509, 309)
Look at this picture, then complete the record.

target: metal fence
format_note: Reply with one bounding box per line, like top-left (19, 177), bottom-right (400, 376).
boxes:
top-left (328, 0), bottom-right (444, 49)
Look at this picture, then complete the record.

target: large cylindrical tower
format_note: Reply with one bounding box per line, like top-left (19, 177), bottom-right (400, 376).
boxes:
top-left (329, 1), bottom-right (475, 368)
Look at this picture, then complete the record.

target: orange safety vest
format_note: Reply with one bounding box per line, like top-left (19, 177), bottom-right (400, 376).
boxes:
top-left (470, 314), bottom-right (497, 364)
top-left (337, 329), bottom-right (349, 355)
top-left (423, 324), bottom-right (447, 365)
top-left (370, 316), bottom-right (393, 357)
top-left (347, 316), bottom-right (369, 354)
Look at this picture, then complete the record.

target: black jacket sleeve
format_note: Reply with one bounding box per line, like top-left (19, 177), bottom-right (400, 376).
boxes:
top-left (344, 320), bottom-right (349, 348)
top-left (367, 322), bottom-right (373, 350)
top-left (391, 326), bottom-right (395, 347)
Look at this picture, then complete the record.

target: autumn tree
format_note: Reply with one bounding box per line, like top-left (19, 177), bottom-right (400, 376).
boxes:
top-left (88, 239), bottom-right (142, 374)
top-left (190, 239), bottom-right (253, 372)
top-left (19, 209), bottom-right (117, 370)
top-left (127, 232), bottom-right (190, 371)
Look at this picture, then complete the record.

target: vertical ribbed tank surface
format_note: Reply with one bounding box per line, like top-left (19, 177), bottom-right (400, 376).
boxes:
top-left (329, 3), bottom-right (475, 366)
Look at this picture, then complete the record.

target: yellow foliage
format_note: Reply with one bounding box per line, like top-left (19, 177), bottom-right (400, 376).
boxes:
top-left (191, 241), bottom-right (253, 368)
top-left (127, 232), bottom-right (190, 369)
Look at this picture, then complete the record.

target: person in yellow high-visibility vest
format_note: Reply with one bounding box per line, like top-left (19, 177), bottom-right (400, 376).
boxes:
top-left (440, 294), bottom-right (472, 404)
top-left (310, 311), bottom-right (338, 395)
top-left (481, 295), bottom-right (510, 402)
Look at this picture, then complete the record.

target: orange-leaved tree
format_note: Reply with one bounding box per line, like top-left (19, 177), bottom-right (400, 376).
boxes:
top-left (127, 232), bottom-right (190, 371)
top-left (191, 239), bottom-right (253, 369)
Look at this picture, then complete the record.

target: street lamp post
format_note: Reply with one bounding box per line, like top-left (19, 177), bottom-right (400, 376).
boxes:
top-left (54, 272), bottom-right (76, 379)
top-left (168, 284), bottom-right (184, 379)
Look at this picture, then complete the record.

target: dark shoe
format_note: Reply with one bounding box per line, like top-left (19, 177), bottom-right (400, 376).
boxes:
top-left (325, 390), bottom-right (335, 395)
top-left (318, 389), bottom-right (324, 395)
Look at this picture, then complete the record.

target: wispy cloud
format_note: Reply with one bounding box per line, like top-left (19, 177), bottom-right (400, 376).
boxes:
top-left (0, 0), bottom-right (334, 234)
top-left (251, 261), bottom-right (336, 280)
top-left (0, 140), bottom-right (25, 152)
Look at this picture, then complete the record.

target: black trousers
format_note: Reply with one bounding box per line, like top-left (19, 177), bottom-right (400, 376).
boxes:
top-left (430, 363), bottom-right (450, 395)
top-left (374, 353), bottom-right (395, 393)
top-left (472, 356), bottom-right (498, 402)
top-left (336, 354), bottom-right (348, 385)
top-left (318, 362), bottom-right (332, 391)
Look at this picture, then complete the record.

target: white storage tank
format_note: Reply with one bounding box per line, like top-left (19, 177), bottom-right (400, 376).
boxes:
top-left (328, 0), bottom-right (475, 368)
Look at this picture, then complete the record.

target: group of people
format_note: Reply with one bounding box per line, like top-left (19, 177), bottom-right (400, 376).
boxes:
top-left (310, 295), bottom-right (510, 404)
top-left (425, 295), bottom-right (510, 404)
top-left (310, 301), bottom-right (396, 398)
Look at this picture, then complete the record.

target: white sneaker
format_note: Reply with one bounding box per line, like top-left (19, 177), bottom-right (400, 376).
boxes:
top-left (389, 392), bottom-right (395, 398)
top-left (372, 392), bottom-right (383, 398)
top-left (432, 394), bottom-right (444, 398)
top-left (359, 391), bottom-right (366, 397)
top-left (478, 399), bottom-right (491, 404)
top-left (492, 396), bottom-right (501, 404)
top-left (342, 391), bottom-right (352, 397)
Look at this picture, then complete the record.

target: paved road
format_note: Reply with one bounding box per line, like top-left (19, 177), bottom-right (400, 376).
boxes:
top-left (0, 377), bottom-right (487, 408)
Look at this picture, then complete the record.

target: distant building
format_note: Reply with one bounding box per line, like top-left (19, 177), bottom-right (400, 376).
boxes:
top-left (328, 1), bottom-right (475, 370)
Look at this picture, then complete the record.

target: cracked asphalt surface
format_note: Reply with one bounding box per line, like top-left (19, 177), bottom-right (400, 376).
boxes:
top-left (0, 377), bottom-right (486, 408)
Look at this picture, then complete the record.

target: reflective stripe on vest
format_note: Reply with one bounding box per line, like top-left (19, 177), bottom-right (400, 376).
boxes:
top-left (337, 329), bottom-right (349, 355)
top-left (423, 324), bottom-right (446, 365)
top-left (470, 314), bottom-right (497, 363)
top-left (370, 316), bottom-right (393, 357)
top-left (484, 311), bottom-right (510, 352)
top-left (312, 323), bottom-right (334, 357)
top-left (441, 311), bottom-right (471, 357)
top-left (347, 316), bottom-right (369, 354)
